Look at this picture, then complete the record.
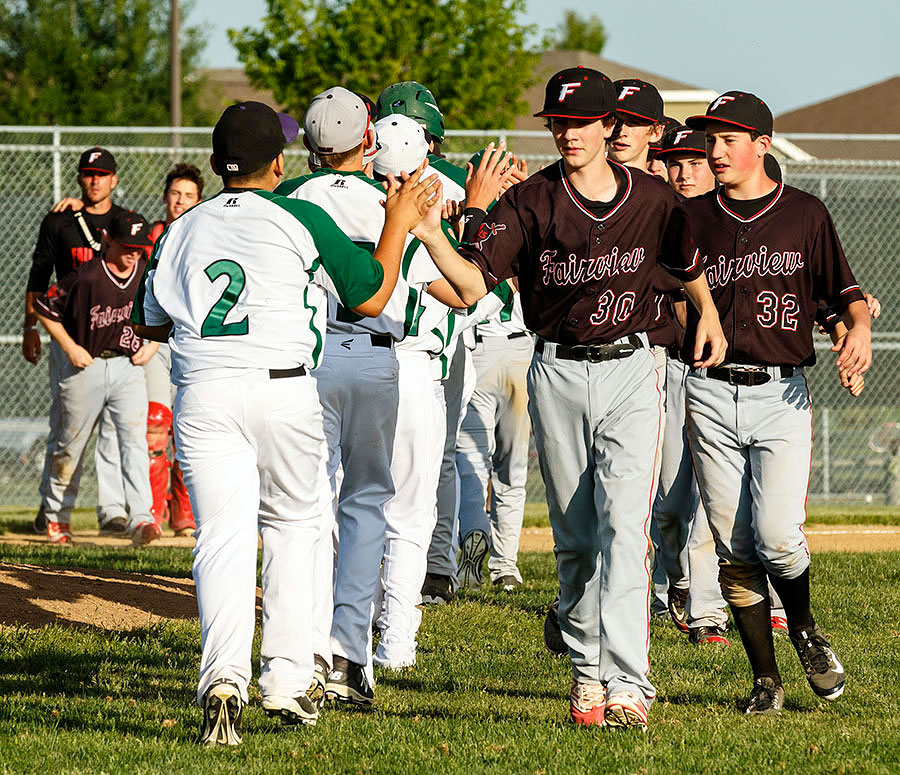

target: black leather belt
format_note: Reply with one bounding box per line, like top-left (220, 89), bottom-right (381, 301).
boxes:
top-left (369, 334), bottom-right (392, 348)
top-left (475, 331), bottom-right (529, 344)
top-left (536, 335), bottom-right (643, 363)
top-left (666, 345), bottom-right (680, 360)
top-left (706, 365), bottom-right (796, 386)
top-left (98, 349), bottom-right (125, 359)
top-left (269, 365), bottom-right (307, 379)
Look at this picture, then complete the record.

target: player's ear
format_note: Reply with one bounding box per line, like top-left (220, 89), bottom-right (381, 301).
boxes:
top-left (209, 154), bottom-right (220, 176)
top-left (364, 126), bottom-right (376, 151)
top-left (756, 135), bottom-right (772, 156)
top-left (272, 153), bottom-right (285, 179)
top-left (649, 123), bottom-right (665, 143)
top-left (109, 174), bottom-right (118, 191)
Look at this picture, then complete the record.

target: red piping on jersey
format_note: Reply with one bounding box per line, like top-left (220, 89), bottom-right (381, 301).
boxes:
top-left (559, 160), bottom-right (633, 222)
top-left (715, 181), bottom-right (783, 223)
top-left (101, 258), bottom-right (140, 290)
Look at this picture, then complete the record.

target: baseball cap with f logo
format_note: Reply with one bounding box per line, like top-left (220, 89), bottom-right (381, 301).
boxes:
top-left (687, 91), bottom-right (773, 136)
top-left (534, 67), bottom-right (616, 120)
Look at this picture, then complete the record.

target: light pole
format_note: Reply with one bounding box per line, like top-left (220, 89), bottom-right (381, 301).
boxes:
top-left (170, 0), bottom-right (182, 146)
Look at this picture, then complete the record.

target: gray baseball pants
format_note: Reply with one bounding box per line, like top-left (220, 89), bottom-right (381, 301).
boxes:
top-left (529, 337), bottom-right (658, 706)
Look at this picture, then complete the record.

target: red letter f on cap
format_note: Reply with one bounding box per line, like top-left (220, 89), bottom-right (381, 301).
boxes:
top-left (558, 82), bottom-right (581, 102)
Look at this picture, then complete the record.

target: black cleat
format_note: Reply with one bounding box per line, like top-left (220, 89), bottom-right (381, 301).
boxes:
top-left (745, 676), bottom-right (785, 715)
top-left (458, 530), bottom-right (489, 589)
top-left (325, 655), bottom-right (374, 707)
top-left (790, 624), bottom-right (845, 700)
top-left (421, 573), bottom-right (454, 605)
top-left (543, 596), bottom-right (567, 656)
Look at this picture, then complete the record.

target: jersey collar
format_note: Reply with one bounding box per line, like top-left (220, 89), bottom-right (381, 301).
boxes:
top-left (559, 159), bottom-right (632, 222)
top-left (715, 181), bottom-right (783, 223)
top-left (101, 258), bottom-right (139, 290)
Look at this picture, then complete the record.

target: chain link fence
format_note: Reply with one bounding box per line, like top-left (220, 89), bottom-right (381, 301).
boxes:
top-left (1, 128), bottom-right (899, 510)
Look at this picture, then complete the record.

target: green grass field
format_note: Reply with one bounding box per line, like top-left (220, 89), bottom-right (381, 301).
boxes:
top-left (2, 538), bottom-right (899, 774)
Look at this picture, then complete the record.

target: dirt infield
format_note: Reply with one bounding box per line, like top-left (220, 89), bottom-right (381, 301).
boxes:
top-left (519, 524), bottom-right (900, 554)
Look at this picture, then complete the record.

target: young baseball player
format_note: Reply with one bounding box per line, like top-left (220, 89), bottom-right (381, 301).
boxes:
top-left (682, 92), bottom-right (871, 714)
top-left (145, 163), bottom-right (205, 535)
top-left (133, 100), bottom-right (436, 745)
top-left (275, 89), bottom-right (463, 704)
top-left (34, 210), bottom-right (160, 546)
top-left (25, 148), bottom-right (134, 536)
top-left (409, 66), bottom-right (727, 730)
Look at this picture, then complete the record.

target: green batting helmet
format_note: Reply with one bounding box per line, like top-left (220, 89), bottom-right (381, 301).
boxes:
top-left (375, 81), bottom-right (445, 143)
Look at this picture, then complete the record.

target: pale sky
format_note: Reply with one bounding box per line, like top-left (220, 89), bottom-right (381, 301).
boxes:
top-left (188, 0), bottom-right (900, 115)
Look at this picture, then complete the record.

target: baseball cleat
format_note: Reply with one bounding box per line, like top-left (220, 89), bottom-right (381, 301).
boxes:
top-left (604, 691), bottom-right (649, 730)
top-left (667, 587), bottom-right (689, 633)
top-left (33, 506), bottom-right (47, 534)
top-left (458, 530), bottom-right (489, 589)
top-left (199, 679), bottom-right (244, 746)
top-left (744, 676), bottom-right (785, 715)
top-left (307, 654), bottom-right (328, 712)
top-left (99, 516), bottom-right (129, 536)
top-left (789, 625), bottom-right (845, 700)
top-left (543, 596), bottom-right (567, 656)
top-left (262, 692), bottom-right (319, 726)
top-left (325, 655), bottom-right (374, 707)
top-left (689, 625), bottom-right (730, 646)
top-left (131, 521), bottom-right (163, 546)
top-left (421, 573), bottom-right (454, 605)
top-left (771, 616), bottom-right (789, 636)
top-left (46, 521), bottom-right (73, 545)
top-left (569, 680), bottom-right (606, 727)
top-left (492, 574), bottom-right (521, 592)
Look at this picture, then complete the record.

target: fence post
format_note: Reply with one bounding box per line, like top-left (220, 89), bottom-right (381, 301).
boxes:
top-left (821, 406), bottom-right (830, 499)
top-left (52, 127), bottom-right (62, 203)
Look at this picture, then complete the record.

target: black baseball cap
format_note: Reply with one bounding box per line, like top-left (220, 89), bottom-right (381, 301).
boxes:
top-left (614, 79), bottom-right (664, 123)
top-left (108, 210), bottom-right (153, 249)
top-left (78, 147), bottom-right (116, 175)
top-left (687, 91), bottom-right (774, 136)
top-left (649, 116), bottom-right (680, 153)
top-left (534, 67), bottom-right (616, 120)
top-left (212, 101), bottom-right (300, 176)
top-left (764, 153), bottom-right (782, 183)
top-left (657, 125), bottom-right (707, 157)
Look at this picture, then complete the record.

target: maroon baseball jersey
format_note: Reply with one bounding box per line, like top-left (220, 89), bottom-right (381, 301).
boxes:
top-left (34, 255), bottom-right (147, 357)
top-left (681, 183), bottom-right (864, 366)
top-left (458, 160), bottom-right (703, 346)
top-left (27, 204), bottom-right (131, 293)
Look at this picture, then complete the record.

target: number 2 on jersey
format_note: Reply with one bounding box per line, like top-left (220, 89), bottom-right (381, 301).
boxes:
top-left (201, 259), bottom-right (249, 337)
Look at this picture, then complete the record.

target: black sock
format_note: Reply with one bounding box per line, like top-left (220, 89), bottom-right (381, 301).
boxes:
top-left (730, 600), bottom-right (781, 685)
top-left (768, 567), bottom-right (814, 635)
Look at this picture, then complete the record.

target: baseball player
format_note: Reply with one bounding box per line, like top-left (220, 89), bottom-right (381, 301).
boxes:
top-left (681, 92), bottom-right (871, 714)
top-left (133, 100), bottom-right (435, 744)
top-left (408, 66), bottom-right (727, 730)
top-left (144, 163), bottom-right (204, 535)
top-left (34, 210), bottom-right (160, 546)
top-left (24, 148), bottom-right (133, 536)
top-left (646, 117), bottom-right (679, 180)
top-left (275, 90), bottom-right (460, 703)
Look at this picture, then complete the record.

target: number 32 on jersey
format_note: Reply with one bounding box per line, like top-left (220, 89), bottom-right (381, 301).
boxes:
top-left (202, 259), bottom-right (249, 337)
top-left (756, 291), bottom-right (799, 331)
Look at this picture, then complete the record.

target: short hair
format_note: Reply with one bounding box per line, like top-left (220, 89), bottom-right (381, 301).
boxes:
top-left (164, 163), bottom-right (204, 198)
top-left (317, 142), bottom-right (365, 170)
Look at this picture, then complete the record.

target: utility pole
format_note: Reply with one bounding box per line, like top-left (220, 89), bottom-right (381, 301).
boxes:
top-left (170, 0), bottom-right (182, 148)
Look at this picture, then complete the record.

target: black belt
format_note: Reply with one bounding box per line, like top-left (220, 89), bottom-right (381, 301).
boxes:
top-left (666, 345), bottom-right (680, 360)
top-left (98, 349), bottom-right (126, 359)
top-left (269, 365), bottom-right (307, 379)
top-left (369, 334), bottom-right (392, 348)
top-left (536, 335), bottom-right (643, 363)
top-left (475, 331), bottom-right (529, 344)
top-left (706, 365), bottom-right (796, 386)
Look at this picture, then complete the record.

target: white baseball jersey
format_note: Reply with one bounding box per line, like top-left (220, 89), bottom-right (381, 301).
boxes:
top-left (474, 288), bottom-right (527, 338)
top-left (135, 189), bottom-right (383, 385)
top-left (276, 169), bottom-right (442, 340)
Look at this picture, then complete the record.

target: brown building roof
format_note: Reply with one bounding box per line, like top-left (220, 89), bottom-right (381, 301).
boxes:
top-left (775, 77), bottom-right (900, 160)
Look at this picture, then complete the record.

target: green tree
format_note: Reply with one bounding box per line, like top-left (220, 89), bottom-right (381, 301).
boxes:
top-left (230, 0), bottom-right (541, 129)
top-left (551, 10), bottom-right (607, 55)
top-left (0, 0), bottom-right (213, 125)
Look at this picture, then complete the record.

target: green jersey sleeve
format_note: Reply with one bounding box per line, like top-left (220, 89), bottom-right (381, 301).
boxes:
top-left (258, 191), bottom-right (384, 310)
